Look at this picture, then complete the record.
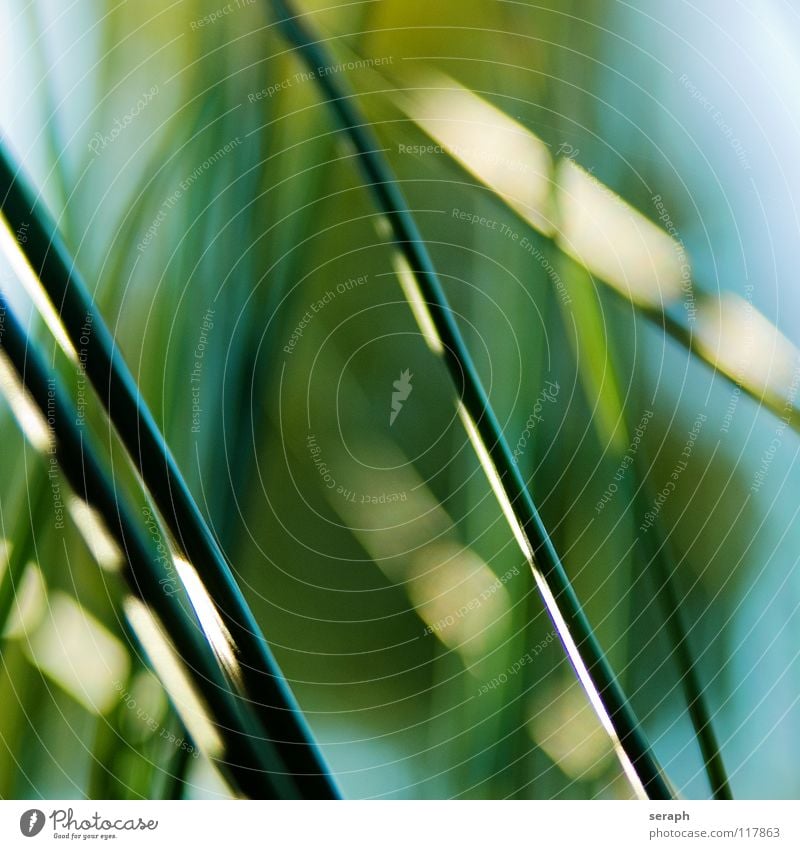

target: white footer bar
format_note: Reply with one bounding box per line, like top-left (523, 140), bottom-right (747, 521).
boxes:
top-left (1, 800), bottom-right (797, 848)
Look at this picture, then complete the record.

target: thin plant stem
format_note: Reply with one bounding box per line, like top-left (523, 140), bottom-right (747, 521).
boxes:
top-left (267, 0), bottom-right (671, 799)
top-left (162, 712), bottom-right (195, 800)
top-left (0, 293), bottom-right (299, 798)
top-left (632, 465), bottom-right (732, 799)
top-left (0, 142), bottom-right (338, 799)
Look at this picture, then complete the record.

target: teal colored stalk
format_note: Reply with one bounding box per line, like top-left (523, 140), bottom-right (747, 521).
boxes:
top-left (633, 473), bottom-right (732, 799)
top-left (0, 292), bottom-right (297, 798)
top-left (267, 0), bottom-right (671, 799)
top-left (0, 140), bottom-right (338, 799)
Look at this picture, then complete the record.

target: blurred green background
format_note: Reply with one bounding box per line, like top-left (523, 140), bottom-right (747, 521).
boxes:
top-left (1, 0), bottom-right (800, 799)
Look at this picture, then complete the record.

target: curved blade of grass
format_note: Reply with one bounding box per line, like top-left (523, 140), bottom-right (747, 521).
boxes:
top-left (0, 293), bottom-right (298, 798)
top-left (0, 141), bottom-right (339, 799)
top-left (267, 0), bottom-right (671, 799)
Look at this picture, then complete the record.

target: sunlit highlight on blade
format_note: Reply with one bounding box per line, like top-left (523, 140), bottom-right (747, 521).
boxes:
top-left (391, 253), bottom-right (445, 354)
top-left (68, 496), bottom-right (124, 572)
top-left (0, 212), bottom-right (77, 361)
top-left (0, 349), bottom-right (51, 451)
top-left (555, 159), bottom-right (686, 308)
top-left (456, 401), bottom-right (533, 562)
top-left (694, 293), bottom-right (800, 412)
top-left (174, 556), bottom-right (243, 690)
top-left (124, 596), bottom-right (224, 758)
top-left (456, 399), bottom-right (649, 798)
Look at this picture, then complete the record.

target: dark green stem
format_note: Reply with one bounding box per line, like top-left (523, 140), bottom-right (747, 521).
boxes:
top-left (633, 472), bottom-right (732, 799)
top-left (0, 293), bottom-right (297, 798)
top-left (162, 711), bottom-right (196, 800)
top-left (267, 0), bottom-right (671, 799)
top-left (0, 141), bottom-right (338, 799)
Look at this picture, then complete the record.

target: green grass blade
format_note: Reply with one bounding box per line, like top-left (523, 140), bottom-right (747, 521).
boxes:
top-left (162, 713), bottom-right (194, 799)
top-left (0, 293), bottom-right (298, 798)
top-left (633, 473), bottom-right (732, 799)
top-left (267, 0), bottom-right (671, 800)
top-left (0, 140), bottom-right (339, 799)
top-left (386, 73), bottom-right (800, 435)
